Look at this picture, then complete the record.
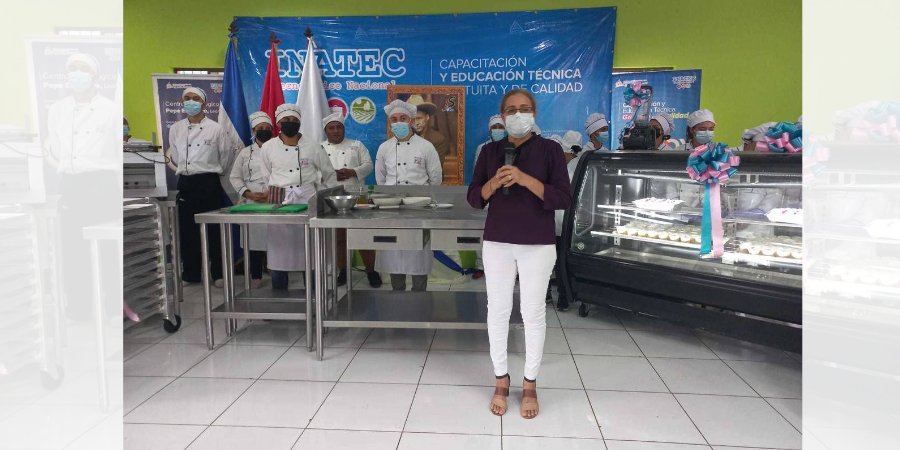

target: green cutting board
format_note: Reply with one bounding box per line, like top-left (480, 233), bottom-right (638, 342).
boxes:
top-left (229, 203), bottom-right (279, 213)
top-left (274, 204), bottom-right (309, 213)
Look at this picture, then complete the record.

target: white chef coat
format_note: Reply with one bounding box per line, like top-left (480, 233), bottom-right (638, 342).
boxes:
top-left (322, 138), bottom-right (373, 187)
top-left (168, 116), bottom-right (231, 176)
top-left (259, 135), bottom-right (338, 271)
top-left (229, 141), bottom-right (268, 251)
top-left (46, 94), bottom-right (118, 173)
top-left (374, 134), bottom-right (442, 275)
top-left (375, 134), bottom-right (443, 187)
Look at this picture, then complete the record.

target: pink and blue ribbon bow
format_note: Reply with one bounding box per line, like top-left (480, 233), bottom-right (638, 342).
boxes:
top-left (760, 122), bottom-right (803, 153)
top-left (686, 143), bottom-right (740, 257)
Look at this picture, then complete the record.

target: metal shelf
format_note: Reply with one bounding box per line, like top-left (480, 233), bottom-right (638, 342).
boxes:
top-left (234, 287), bottom-right (313, 302)
top-left (323, 290), bottom-right (522, 329)
top-left (591, 230), bottom-right (703, 250)
top-left (212, 299), bottom-right (309, 321)
top-left (595, 204), bottom-right (802, 228)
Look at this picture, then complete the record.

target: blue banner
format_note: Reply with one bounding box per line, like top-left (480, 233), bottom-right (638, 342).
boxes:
top-left (611, 69), bottom-right (702, 147)
top-left (232, 9), bottom-right (616, 183)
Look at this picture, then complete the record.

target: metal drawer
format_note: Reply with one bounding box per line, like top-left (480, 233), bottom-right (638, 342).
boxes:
top-left (347, 228), bottom-right (426, 250)
top-left (430, 229), bottom-right (483, 251)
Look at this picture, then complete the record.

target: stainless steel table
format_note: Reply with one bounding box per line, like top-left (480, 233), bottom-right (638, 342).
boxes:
top-left (195, 208), bottom-right (314, 351)
top-left (309, 186), bottom-right (523, 360)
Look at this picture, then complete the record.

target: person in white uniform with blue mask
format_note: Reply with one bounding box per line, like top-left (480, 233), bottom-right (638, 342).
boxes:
top-left (168, 86), bottom-right (233, 286)
top-left (46, 52), bottom-right (119, 320)
top-left (473, 114), bottom-right (507, 167)
top-left (374, 99), bottom-right (443, 291)
top-left (259, 103), bottom-right (338, 290)
top-left (229, 111), bottom-right (274, 288)
top-left (321, 111), bottom-right (380, 287)
top-left (651, 112), bottom-right (685, 150)
top-left (583, 113), bottom-right (611, 151)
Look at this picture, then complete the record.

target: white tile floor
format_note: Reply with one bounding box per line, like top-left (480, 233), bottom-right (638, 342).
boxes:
top-left (124, 271), bottom-right (802, 449)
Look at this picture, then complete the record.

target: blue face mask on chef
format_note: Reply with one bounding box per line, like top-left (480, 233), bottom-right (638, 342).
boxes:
top-left (183, 100), bottom-right (202, 117)
top-left (67, 70), bottom-right (94, 93)
top-left (694, 130), bottom-right (715, 145)
top-left (595, 131), bottom-right (610, 148)
top-left (490, 129), bottom-right (507, 142)
top-left (123, 125), bottom-right (130, 136)
top-left (391, 122), bottom-right (410, 139)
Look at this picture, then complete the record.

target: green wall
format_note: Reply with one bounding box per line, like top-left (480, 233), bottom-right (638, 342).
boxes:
top-left (124, 0), bottom-right (800, 146)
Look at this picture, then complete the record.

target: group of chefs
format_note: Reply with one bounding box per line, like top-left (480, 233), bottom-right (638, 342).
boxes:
top-left (166, 87), bottom-right (443, 292)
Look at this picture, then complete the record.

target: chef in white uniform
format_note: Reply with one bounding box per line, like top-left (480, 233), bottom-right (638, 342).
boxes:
top-left (168, 86), bottom-right (232, 285)
top-left (374, 99), bottom-right (443, 291)
top-left (473, 114), bottom-right (507, 168)
top-left (229, 111), bottom-right (274, 288)
top-left (321, 111), bottom-right (380, 287)
top-left (651, 112), bottom-right (685, 150)
top-left (46, 52), bottom-right (119, 320)
top-left (582, 113), bottom-right (611, 151)
top-left (259, 103), bottom-right (337, 290)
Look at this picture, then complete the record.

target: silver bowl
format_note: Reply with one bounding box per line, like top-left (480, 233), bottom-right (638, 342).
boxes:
top-left (326, 195), bottom-right (357, 214)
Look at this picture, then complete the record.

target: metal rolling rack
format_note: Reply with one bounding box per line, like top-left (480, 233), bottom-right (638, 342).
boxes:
top-left (0, 211), bottom-right (61, 386)
top-left (123, 198), bottom-right (181, 331)
top-left (309, 185), bottom-right (523, 360)
top-left (195, 208), bottom-right (315, 351)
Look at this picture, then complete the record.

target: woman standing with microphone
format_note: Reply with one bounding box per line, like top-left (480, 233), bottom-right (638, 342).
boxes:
top-left (467, 89), bottom-right (571, 419)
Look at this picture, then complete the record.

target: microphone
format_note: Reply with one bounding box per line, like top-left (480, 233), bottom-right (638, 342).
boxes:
top-left (502, 143), bottom-right (517, 195)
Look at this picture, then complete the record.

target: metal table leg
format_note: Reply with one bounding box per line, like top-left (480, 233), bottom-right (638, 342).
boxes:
top-left (316, 228), bottom-right (325, 361)
top-left (305, 224), bottom-right (313, 352)
top-left (242, 224), bottom-right (251, 293)
top-left (225, 224), bottom-right (237, 335)
top-left (346, 238), bottom-right (352, 304)
top-left (89, 239), bottom-right (108, 410)
top-left (201, 223), bottom-right (214, 349)
top-left (330, 228), bottom-right (337, 312)
top-left (221, 224), bottom-right (234, 336)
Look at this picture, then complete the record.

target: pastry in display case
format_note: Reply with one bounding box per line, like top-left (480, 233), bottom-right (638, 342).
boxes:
top-left (560, 151), bottom-right (802, 352)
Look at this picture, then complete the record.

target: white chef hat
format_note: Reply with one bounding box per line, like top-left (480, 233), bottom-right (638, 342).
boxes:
top-left (249, 111), bottom-right (272, 129)
top-left (275, 103), bottom-right (301, 122)
top-left (488, 114), bottom-right (504, 128)
top-left (585, 113), bottom-right (609, 136)
top-left (651, 112), bottom-right (675, 135)
top-left (742, 122), bottom-right (777, 142)
top-left (561, 130), bottom-right (583, 152)
top-left (66, 52), bottom-right (99, 74)
top-left (322, 111), bottom-right (345, 128)
top-left (547, 134), bottom-right (564, 149)
top-left (687, 109), bottom-right (715, 127)
top-left (383, 99), bottom-right (416, 118)
top-left (181, 86), bottom-right (207, 102)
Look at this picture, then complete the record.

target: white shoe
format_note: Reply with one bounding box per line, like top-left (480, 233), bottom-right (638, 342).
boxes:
top-left (214, 279), bottom-right (224, 288)
top-left (250, 279), bottom-right (264, 289)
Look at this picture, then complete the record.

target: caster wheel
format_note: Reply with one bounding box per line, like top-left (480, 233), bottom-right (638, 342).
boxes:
top-left (578, 304), bottom-right (589, 318)
top-left (41, 366), bottom-right (64, 389)
top-left (163, 315), bottom-right (182, 333)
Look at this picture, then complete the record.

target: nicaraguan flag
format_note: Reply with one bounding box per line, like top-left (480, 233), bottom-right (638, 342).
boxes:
top-left (218, 33), bottom-right (251, 150)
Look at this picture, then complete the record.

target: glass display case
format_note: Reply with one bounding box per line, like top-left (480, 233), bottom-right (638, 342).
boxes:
top-left (560, 151), bottom-right (802, 351)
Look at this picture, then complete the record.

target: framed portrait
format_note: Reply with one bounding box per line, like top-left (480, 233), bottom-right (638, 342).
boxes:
top-left (387, 85), bottom-right (465, 185)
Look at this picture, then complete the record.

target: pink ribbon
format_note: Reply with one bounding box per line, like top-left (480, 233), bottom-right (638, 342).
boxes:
top-left (709, 184), bottom-right (725, 257)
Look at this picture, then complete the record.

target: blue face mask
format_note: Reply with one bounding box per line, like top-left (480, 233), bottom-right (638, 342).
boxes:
top-left (694, 130), bottom-right (715, 144)
top-left (595, 131), bottom-right (610, 148)
top-left (123, 126), bottom-right (130, 137)
top-left (490, 129), bottom-right (507, 142)
top-left (67, 70), bottom-right (94, 93)
top-left (391, 122), bottom-right (410, 139)
top-left (183, 100), bottom-right (202, 117)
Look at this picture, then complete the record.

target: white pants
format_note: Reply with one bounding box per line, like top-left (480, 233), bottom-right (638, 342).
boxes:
top-left (482, 240), bottom-right (556, 381)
